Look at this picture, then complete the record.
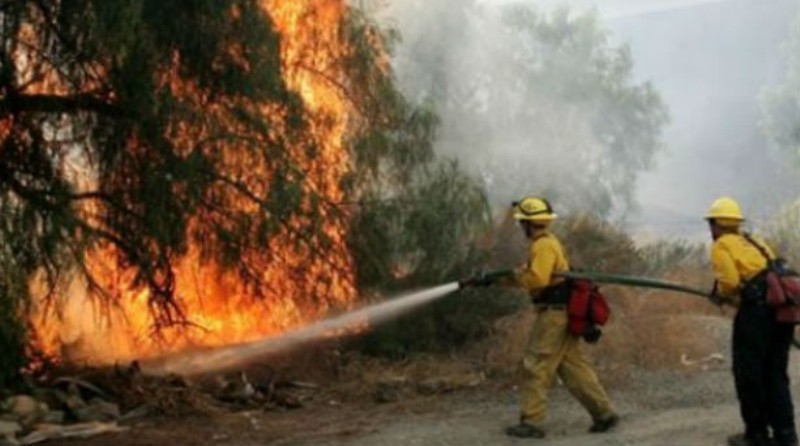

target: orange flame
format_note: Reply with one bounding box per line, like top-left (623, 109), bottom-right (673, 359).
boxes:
top-left (31, 0), bottom-right (358, 365)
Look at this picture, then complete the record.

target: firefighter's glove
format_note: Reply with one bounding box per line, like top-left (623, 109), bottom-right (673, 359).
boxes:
top-left (582, 325), bottom-right (603, 344)
top-left (708, 281), bottom-right (724, 307)
top-left (459, 270), bottom-right (493, 289)
top-left (708, 293), bottom-right (724, 307)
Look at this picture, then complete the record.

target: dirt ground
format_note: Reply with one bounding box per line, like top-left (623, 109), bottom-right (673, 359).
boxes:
top-left (44, 358), bottom-right (800, 446)
top-left (42, 304), bottom-right (800, 446)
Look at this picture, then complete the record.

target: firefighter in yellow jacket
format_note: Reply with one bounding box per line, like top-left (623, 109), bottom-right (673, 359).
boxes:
top-left (504, 196), bottom-right (618, 438)
top-left (706, 197), bottom-right (797, 446)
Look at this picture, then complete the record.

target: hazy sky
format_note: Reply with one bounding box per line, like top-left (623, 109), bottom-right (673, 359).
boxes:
top-left (603, 0), bottom-right (797, 237)
top-left (480, 0), bottom-right (737, 19)
top-left (474, 0), bottom-right (798, 236)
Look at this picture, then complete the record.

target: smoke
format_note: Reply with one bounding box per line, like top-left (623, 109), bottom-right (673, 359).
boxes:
top-left (514, 0), bottom-right (737, 20)
top-left (609, 0), bottom-right (799, 237)
top-left (369, 0), bottom-right (798, 238)
top-left (375, 0), bottom-right (668, 219)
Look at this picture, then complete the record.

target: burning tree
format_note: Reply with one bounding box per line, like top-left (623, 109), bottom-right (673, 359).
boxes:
top-left (0, 0), bottom-right (488, 384)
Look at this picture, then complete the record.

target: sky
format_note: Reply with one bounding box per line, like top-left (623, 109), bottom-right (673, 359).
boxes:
top-left (481, 0), bottom-right (737, 19)
top-left (495, 0), bottom-right (797, 239)
top-left (613, 0), bottom-right (796, 237)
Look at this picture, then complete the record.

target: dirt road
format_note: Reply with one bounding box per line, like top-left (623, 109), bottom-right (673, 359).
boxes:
top-left (53, 355), bottom-right (800, 446)
top-left (45, 308), bottom-right (800, 446)
top-left (266, 360), bottom-right (800, 446)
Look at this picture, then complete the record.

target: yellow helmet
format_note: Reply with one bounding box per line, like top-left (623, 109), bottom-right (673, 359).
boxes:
top-left (705, 197), bottom-right (744, 226)
top-left (512, 197), bottom-right (557, 222)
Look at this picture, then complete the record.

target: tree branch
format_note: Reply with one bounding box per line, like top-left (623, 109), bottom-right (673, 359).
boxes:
top-left (0, 92), bottom-right (119, 117)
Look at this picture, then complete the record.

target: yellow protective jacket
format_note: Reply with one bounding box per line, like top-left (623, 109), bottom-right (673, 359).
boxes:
top-left (514, 231), bottom-right (570, 296)
top-left (710, 233), bottom-right (775, 305)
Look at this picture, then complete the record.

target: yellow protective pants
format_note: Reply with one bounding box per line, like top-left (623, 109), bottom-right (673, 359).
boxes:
top-left (520, 309), bottom-right (613, 426)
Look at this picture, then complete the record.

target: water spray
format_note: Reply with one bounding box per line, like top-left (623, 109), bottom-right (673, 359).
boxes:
top-left (142, 282), bottom-right (460, 376)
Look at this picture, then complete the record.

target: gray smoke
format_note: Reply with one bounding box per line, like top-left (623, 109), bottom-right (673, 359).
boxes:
top-left (370, 0), bottom-right (799, 239)
top-left (608, 0), bottom-right (799, 237)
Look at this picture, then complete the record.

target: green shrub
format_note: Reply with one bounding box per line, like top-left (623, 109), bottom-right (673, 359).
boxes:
top-left (354, 287), bottom-right (523, 359)
top-left (636, 239), bottom-right (707, 276)
top-left (554, 215), bottom-right (641, 273)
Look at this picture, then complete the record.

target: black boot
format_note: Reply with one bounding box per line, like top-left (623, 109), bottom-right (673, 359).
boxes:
top-left (773, 428), bottom-right (799, 446)
top-left (589, 413), bottom-right (620, 433)
top-left (505, 422), bottom-right (546, 438)
top-left (727, 433), bottom-right (771, 446)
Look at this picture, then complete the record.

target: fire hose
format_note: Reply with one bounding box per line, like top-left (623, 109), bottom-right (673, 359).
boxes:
top-left (558, 270), bottom-right (711, 298)
top-left (460, 269), bottom-right (800, 349)
top-left (459, 269), bottom-right (711, 296)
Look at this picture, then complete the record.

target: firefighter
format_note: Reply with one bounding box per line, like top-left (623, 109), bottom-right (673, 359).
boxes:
top-left (503, 196), bottom-right (619, 438)
top-left (706, 197), bottom-right (798, 446)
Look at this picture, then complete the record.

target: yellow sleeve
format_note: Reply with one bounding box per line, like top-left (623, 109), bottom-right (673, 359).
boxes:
top-left (515, 239), bottom-right (556, 293)
top-left (711, 241), bottom-right (741, 298)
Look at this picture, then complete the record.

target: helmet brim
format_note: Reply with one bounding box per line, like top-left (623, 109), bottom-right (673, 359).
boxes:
top-left (513, 212), bottom-right (558, 221)
top-left (706, 216), bottom-right (744, 228)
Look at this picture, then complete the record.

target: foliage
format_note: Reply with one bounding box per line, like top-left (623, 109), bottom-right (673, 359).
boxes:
top-left (348, 162), bottom-right (490, 290)
top-left (555, 215), bottom-right (642, 273)
top-left (761, 14), bottom-right (800, 173)
top-left (391, 1), bottom-right (669, 216)
top-left (0, 1), bottom-right (312, 325)
top-left (556, 216), bottom-right (706, 276)
top-left (635, 239), bottom-right (707, 276)
top-left (356, 288), bottom-right (522, 359)
top-left (341, 10), bottom-right (491, 290)
top-left (340, 8), bottom-right (496, 350)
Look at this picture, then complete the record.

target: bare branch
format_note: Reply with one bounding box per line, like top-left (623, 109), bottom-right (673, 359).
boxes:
top-left (0, 92), bottom-right (119, 116)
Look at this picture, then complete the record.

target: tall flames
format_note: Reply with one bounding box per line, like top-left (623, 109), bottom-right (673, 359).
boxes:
top-left (31, 0), bottom-right (359, 364)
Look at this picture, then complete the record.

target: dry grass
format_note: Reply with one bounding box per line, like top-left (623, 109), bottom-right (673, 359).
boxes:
top-left (765, 199), bottom-right (800, 266)
top-left (46, 366), bottom-right (224, 417)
